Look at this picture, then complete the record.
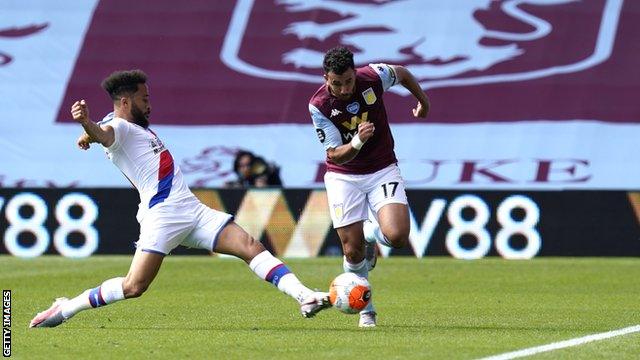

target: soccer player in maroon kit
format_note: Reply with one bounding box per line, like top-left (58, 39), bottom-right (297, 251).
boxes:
top-left (309, 47), bottom-right (429, 327)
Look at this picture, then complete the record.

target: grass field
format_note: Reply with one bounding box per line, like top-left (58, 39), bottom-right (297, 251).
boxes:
top-left (4, 256), bottom-right (640, 359)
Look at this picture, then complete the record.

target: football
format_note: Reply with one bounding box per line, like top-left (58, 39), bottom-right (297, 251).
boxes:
top-left (329, 272), bottom-right (371, 314)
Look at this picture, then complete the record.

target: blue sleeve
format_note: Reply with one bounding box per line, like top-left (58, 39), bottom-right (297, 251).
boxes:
top-left (309, 104), bottom-right (343, 150)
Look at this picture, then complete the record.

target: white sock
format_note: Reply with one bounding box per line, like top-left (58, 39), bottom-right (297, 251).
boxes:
top-left (60, 277), bottom-right (125, 319)
top-left (343, 257), bottom-right (375, 314)
top-left (249, 250), bottom-right (312, 304)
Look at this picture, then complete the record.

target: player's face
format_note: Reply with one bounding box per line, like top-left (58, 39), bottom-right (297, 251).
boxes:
top-left (325, 68), bottom-right (356, 101)
top-left (130, 84), bottom-right (151, 128)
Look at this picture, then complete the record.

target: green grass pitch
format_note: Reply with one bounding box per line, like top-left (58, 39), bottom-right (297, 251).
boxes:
top-left (4, 256), bottom-right (640, 359)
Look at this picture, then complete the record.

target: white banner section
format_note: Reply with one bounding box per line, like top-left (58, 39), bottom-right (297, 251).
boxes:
top-left (1, 120), bottom-right (639, 190)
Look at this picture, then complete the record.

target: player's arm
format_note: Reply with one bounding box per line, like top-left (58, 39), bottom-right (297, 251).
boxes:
top-left (310, 104), bottom-right (374, 165)
top-left (76, 132), bottom-right (97, 150)
top-left (70, 100), bottom-right (115, 148)
top-left (326, 122), bottom-right (374, 165)
top-left (327, 145), bottom-right (358, 165)
top-left (390, 65), bottom-right (430, 118)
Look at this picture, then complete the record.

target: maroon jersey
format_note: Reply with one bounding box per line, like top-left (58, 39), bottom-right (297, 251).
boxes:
top-left (309, 64), bottom-right (398, 175)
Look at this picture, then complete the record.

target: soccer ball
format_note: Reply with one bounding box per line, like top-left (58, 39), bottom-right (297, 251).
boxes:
top-left (329, 272), bottom-right (371, 314)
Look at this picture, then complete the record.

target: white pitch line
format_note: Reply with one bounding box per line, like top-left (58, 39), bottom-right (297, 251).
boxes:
top-left (477, 325), bottom-right (640, 360)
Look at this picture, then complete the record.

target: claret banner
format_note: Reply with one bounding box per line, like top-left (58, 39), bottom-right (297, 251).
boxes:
top-left (1, 189), bottom-right (639, 258)
top-left (1, 0), bottom-right (640, 189)
top-left (56, 0), bottom-right (628, 125)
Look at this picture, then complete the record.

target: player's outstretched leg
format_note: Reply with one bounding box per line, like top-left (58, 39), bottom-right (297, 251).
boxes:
top-left (29, 250), bottom-right (164, 328)
top-left (29, 277), bottom-right (126, 328)
top-left (214, 222), bottom-right (331, 318)
top-left (249, 250), bottom-right (331, 318)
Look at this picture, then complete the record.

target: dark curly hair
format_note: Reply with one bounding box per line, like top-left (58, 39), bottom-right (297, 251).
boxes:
top-left (323, 46), bottom-right (354, 75)
top-left (101, 69), bottom-right (147, 101)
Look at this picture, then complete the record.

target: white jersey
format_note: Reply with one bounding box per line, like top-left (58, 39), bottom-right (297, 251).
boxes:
top-left (100, 114), bottom-right (195, 222)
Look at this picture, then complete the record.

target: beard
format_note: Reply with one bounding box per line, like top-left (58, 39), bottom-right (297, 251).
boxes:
top-left (131, 103), bottom-right (149, 128)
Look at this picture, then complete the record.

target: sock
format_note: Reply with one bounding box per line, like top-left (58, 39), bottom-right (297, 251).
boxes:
top-left (343, 257), bottom-right (375, 314)
top-left (364, 221), bottom-right (394, 248)
top-left (249, 250), bottom-right (312, 304)
top-left (60, 277), bottom-right (125, 319)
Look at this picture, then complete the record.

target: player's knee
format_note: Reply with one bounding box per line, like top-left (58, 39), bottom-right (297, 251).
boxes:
top-left (122, 279), bottom-right (149, 298)
top-left (385, 229), bottom-right (409, 249)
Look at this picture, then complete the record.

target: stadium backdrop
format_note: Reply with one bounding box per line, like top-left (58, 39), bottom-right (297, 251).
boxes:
top-left (1, 189), bottom-right (639, 258)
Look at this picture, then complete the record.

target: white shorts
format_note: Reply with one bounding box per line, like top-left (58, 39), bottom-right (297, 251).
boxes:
top-left (136, 197), bottom-right (233, 255)
top-left (324, 164), bottom-right (408, 228)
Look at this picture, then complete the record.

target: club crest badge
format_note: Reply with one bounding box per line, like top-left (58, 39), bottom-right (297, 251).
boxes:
top-left (333, 203), bottom-right (344, 220)
top-left (362, 87), bottom-right (376, 105)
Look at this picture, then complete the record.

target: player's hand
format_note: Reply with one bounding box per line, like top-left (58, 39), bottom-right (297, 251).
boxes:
top-left (77, 132), bottom-right (92, 150)
top-left (71, 100), bottom-right (90, 124)
top-left (357, 122), bottom-right (375, 142)
top-left (412, 101), bottom-right (428, 118)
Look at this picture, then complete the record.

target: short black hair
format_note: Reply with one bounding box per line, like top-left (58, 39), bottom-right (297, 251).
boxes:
top-left (101, 69), bottom-right (147, 101)
top-left (323, 46), bottom-right (354, 75)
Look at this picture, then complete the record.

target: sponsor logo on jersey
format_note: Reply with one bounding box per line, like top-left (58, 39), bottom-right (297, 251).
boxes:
top-left (346, 102), bottom-right (360, 114)
top-left (330, 109), bottom-right (342, 117)
top-left (150, 136), bottom-right (166, 154)
top-left (341, 112), bottom-right (368, 131)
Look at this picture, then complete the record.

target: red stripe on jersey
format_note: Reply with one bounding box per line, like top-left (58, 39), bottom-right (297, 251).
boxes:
top-left (158, 150), bottom-right (174, 179)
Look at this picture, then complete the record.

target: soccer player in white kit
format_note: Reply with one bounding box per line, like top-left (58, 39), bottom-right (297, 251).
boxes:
top-left (29, 70), bottom-right (330, 328)
top-left (309, 47), bottom-right (429, 327)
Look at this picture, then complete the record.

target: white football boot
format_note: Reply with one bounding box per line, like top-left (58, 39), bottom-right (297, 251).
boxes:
top-left (300, 291), bottom-right (331, 318)
top-left (29, 297), bottom-right (68, 328)
top-left (359, 311), bottom-right (377, 328)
